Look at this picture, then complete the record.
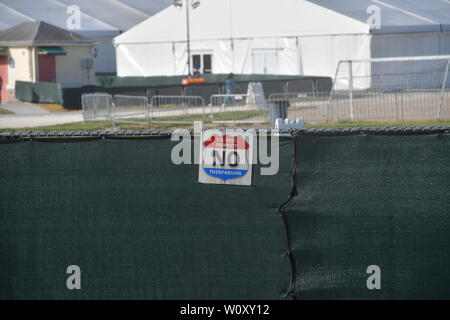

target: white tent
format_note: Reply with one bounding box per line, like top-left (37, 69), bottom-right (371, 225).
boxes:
top-left (114, 0), bottom-right (371, 78)
top-left (114, 0), bottom-right (450, 84)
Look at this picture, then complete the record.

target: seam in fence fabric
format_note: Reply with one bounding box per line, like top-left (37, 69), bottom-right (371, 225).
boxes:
top-left (278, 130), bottom-right (298, 300)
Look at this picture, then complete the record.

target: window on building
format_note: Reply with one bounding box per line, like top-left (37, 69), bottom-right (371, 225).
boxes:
top-left (192, 54), bottom-right (201, 74)
top-left (252, 51), bottom-right (278, 74)
top-left (191, 53), bottom-right (212, 74)
top-left (203, 54), bottom-right (212, 74)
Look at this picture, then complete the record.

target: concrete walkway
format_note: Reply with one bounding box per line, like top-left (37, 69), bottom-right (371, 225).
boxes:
top-left (1, 102), bottom-right (50, 115)
top-left (0, 102), bottom-right (83, 129)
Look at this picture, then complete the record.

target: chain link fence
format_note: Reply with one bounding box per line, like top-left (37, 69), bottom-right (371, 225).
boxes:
top-left (329, 89), bottom-right (450, 122)
top-left (328, 56), bottom-right (450, 122)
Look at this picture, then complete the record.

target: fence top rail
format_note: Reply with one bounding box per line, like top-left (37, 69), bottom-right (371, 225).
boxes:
top-left (340, 56), bottom-right (450, 63)
top-left (82, 93), bottom-right (112, 98)
top-left (114, 94), bottom-right (147, 99)
top-left (151, 95), bottom-right (206, 107)
top-left (151, 95), bottom-right (205, 99)
top-left (330, 88), bottom-right (446, 92)
top-left (211, 94), bottom-right (261, 97)
top-left (269, 92), bottom-right (330, 98)
top-left (114, 94), bottom-right (148, 100)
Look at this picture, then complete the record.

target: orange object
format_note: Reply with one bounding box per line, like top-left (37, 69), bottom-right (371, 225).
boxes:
top-left (182, 77), bottom-right (206, 85)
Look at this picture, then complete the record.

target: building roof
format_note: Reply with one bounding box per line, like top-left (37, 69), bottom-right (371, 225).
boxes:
top-left (308, 0), bottom-right (450, 33)
top-left (0, 0), bottom-right (172, 37)
top-left (0, 21), bottom-right (95, 46)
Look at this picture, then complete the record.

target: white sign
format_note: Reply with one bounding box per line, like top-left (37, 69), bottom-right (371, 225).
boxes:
top-left (198, 131), bottom-right (255, 186)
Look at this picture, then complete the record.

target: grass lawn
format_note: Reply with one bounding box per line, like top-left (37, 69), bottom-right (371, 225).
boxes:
top-left (0, 120), bottom-right (183, 133)
top-left (0, 118), bottom-right (448, 133)
top-left (0, 107), bottom-right (14, 115)
top-left (306, 119), bottom-right (450, 128)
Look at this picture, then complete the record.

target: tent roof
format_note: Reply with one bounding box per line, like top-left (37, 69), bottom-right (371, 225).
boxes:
top-left (0, 21), bottom-right (95, 46)
top-left (308, 0), bottom-right (450, 33)
top-left (0, 0), bottom-right (172, 36)
top-left (114, 0), bottom-right (173, 16)
top-left (114, 0), bottom-right (370, 44)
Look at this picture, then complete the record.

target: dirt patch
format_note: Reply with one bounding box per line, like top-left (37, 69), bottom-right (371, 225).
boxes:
top-left (40, 103), bottom-right (81, 113)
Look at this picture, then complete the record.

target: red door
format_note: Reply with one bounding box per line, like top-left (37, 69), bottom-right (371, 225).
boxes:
top-left (0, 55), bottom-right (8, 102)
top-left (38, 55), bottom-right (56, 82)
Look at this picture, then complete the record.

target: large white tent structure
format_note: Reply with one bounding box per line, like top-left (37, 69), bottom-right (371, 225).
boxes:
top-left (0, 0), bottom-right (172, 73)
top-left (114, 0), bottom-right (450, 81)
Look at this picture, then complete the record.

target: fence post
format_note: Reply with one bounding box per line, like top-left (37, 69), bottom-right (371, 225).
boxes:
top-left (81, 96), bottom-right (86, 123)
top-left (395, 90), bottom-right (399, 121)
top-left (401, 91), bottom-right (404, 121)
top-left (93, 96), bottom-right (97, 120)
top-left (111, 96), bottom-right (116, 129)
top-left (349, 61), bottom-right (354, 121)
top-left (145, 97), bottom-right (149, 128)
top-left (264, 101), bottom-right (267, 124)
top-left (437, 59), bottom-right (450, 119)
top-left (283, 81), bottom-right (289, 94)
top-left (201, 96), bottom-right (205, 123)
top-left (150, 97), bottom-right (154, 129)
top-left (327, 60), bottom-right (343, 123)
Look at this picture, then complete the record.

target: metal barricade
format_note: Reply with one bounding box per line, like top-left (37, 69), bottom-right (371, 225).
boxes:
top-left (112, 95), bottom-right (149, 128)
top-left (208, 94), bottom-right (267, 124)
top-left (268, 92), bottom-right (330, 125)
top-left (81, 93), bottom-right (113, 121)
top-left (150, 95), bottom-right (205, 125)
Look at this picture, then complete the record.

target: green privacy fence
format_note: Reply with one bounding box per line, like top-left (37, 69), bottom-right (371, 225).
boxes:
top-left (15, 81), bottom-right (63, 105)
top-left (291, 131), bottom-right (450, 299)
top-left (0, 127), bottom-right (449, 299)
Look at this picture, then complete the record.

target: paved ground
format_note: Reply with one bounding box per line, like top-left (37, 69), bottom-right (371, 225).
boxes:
top-left (1, 102), bottom-right (50, 115)
top-left (0, 102), bottom-right (83, 128)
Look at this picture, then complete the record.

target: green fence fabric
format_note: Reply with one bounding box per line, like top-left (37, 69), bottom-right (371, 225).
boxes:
top-left (0, 128), bottom-right (449, 299)
top-left (14, 81), bottom-right (35, 102)
top-left (0, 137), bottom-right (292, 299)
top-left (33, 82), bottom-right (63, 104)
top-left (290, 133), bottom-right (450, 299)
top-left (96, 74), bottom-right (331, 89)
top-left (15, 81), bottom-right (63, 105)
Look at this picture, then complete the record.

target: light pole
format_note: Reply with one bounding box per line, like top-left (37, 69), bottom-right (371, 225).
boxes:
top-left (174, 0), bottom-right (200, 77)
top-left (185, 1), bottom-right (191, 77)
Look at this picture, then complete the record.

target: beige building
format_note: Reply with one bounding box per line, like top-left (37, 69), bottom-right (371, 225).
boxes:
top-left (0, 21), bottom-right (96, 102)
